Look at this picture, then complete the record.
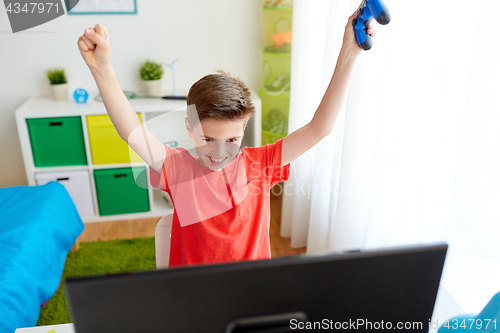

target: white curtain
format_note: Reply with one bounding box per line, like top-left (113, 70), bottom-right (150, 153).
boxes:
top-left (282, 0), bottom-right (500, 313)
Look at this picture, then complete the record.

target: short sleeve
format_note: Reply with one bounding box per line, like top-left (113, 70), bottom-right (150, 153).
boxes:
top-left (149, 165), bottom-right (166, 191)
top-left (149, 145), bottom-right (171, 192)
top-left (243, 138), bottom-right (290, 187)
top-left (149, 145), bottom-right (200, 192)
top-left (269, 138), bottom-right (290, 186)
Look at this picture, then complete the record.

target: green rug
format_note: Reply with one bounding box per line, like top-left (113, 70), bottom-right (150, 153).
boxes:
top-left (37, 237), bottom-right (156, 326)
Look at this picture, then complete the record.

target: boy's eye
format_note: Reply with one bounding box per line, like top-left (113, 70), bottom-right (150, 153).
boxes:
top-left (202, 138), bottom-right (238, 142)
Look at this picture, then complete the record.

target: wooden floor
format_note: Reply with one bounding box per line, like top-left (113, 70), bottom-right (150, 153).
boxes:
top-left (269, 184), bottom-right (307, 257)
top-left (78, 184), bottom-right (306, 258)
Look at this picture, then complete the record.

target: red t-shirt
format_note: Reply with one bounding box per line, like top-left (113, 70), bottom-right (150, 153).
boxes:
top-left (149, 138), bottom-right (290, 268)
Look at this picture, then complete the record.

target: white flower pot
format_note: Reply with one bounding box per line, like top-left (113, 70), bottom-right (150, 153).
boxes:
top-left (50, 83), bottom-right (69, 101)
top-left (144, 79), bottom-right (162, 97)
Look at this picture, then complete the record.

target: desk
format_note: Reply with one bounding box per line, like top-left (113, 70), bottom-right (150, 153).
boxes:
top-left (15, 323), bottom-right (74, 333)
top-left (16, 283), bottom-right (466, 332)
top-left (429, 283), bottom-right (467, 332)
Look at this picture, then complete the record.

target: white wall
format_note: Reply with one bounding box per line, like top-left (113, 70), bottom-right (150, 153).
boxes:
top-left (0, 0), bottom-right (264, 187)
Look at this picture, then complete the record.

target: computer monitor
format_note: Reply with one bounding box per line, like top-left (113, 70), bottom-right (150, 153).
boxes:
top-left (65, 242), bottom-right (448, 333)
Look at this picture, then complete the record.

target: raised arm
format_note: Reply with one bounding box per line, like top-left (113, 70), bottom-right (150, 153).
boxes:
top-left (77, 24), bottom-right (166, 173)
top-left (281, 12), bottom-right (376, 166)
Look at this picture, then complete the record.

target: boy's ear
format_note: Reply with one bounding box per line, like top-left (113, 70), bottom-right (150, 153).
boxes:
top-left (185, 117), bottom-right (193, 138)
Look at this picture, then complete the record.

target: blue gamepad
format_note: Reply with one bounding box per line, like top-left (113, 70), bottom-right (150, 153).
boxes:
top-left (352, 0), bottom-right (391, 51)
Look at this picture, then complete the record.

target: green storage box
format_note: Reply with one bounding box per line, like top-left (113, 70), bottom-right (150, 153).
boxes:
top-left (27, 116), bottom-right (87, 167)
top-left (259, 88), bottom-right (290, 119)
top-left (263, 7), bottom-right (293, 50)
top-left (262, 129), bottom-right (287, 146)
top-left (262, 51), bottom-right (291, 92)
top-left (94, 167), bottom-right (150, 216)
top-left (260, 89), bottom-right (290, 145)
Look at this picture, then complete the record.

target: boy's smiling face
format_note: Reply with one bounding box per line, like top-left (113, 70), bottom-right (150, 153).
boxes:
top-left (185, 117), bottom-right (247, 171)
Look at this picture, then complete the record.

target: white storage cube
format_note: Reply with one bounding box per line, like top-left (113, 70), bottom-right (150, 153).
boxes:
top-left (35, 170), bottom-right (95, 218)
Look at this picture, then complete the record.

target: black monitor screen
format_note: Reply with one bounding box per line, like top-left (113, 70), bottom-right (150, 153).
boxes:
top-left (66, 242), bottom-right (448, 333)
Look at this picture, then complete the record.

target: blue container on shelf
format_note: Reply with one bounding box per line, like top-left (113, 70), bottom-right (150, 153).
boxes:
top-left (73, 88), bottom-right (89, 104)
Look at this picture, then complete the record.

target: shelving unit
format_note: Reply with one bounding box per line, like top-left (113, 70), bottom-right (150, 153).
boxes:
top-left (15, 91), bottom-right (262, 223)
top-left (260, 3), bottom-right (293, 145)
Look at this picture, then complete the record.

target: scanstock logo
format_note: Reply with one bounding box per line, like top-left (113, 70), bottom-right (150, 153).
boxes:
top-left (4, 0), bottom-right (81, 33)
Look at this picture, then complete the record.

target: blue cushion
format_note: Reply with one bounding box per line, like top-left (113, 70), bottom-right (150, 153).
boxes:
top-left (0, 182), bottom-right (84, 331)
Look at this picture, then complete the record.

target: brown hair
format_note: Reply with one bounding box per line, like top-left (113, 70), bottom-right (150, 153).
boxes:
top-left (186, 70), bottom-right (255, 127)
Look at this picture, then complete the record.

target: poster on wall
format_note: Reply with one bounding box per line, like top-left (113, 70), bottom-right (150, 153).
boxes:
top-left (66, 0), bottom-right (137, 15)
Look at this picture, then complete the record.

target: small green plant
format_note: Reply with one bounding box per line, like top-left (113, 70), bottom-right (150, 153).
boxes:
top-left (46, 68), bottom-right (67, 85)
top-left (139, 59), bottom-right (164, 81)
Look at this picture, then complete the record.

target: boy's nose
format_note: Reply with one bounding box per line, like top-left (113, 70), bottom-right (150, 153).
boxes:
top-left (209, 142), bottom-right (227, 157)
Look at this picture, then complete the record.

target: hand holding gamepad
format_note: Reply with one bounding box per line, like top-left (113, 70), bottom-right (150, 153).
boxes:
top-left (352, 0), bottom-right (391, 51)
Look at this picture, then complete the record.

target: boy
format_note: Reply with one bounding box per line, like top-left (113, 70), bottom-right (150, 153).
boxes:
top-left (77, 11), bottom-right (375, 268)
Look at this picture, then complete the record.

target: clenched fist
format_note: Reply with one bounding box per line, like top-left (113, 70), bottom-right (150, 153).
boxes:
top-left (77, 24), bottom-right (110, 69)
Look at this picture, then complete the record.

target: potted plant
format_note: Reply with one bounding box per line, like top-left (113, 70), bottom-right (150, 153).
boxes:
top-left (46, 67), bottom-right (68, 101)
top-left (140, 59), bottom-right (164, 97)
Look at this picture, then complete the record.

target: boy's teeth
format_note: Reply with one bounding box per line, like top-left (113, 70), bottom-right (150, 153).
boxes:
top-left (210, 156), bottom-right (225, 163)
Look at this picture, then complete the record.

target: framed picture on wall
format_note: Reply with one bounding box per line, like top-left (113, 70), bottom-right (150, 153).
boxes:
top-left (66, 0), bottom-right (137, 15)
